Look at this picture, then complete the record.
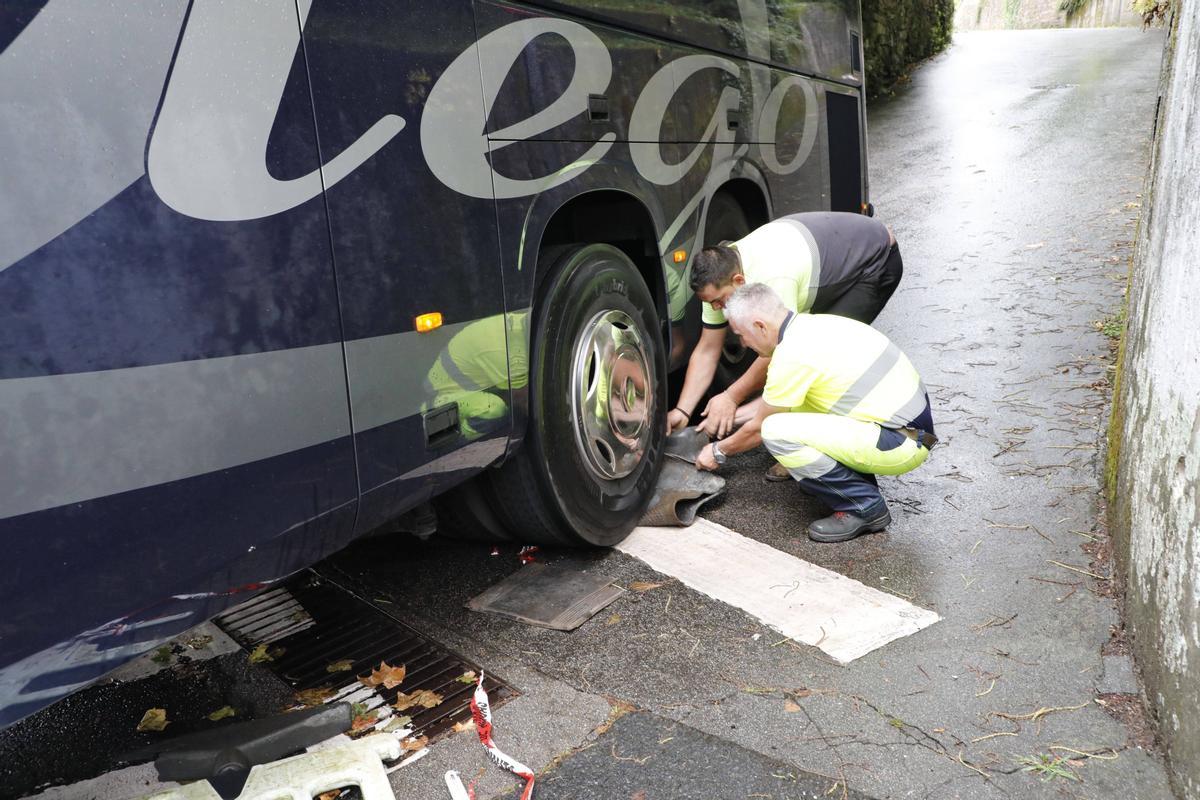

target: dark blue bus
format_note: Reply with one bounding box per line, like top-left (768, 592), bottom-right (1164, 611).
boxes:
top-left (0, 0), bottom-right (868, 726)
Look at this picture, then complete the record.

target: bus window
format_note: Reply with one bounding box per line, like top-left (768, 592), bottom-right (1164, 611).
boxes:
top-left (768, 0), bottom-right (858, 80)
top-left (528, 0), bottom-right (860, 81)
top-left (541, 0), bottom-right (749, 61)
top-left (826, 89), bottom-right (864, 212)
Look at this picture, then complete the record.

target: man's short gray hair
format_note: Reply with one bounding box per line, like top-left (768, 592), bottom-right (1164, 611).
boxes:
top-left (725, 283), bottom-right (786, 327)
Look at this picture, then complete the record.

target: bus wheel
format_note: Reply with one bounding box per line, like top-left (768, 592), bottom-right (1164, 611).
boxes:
top-left (434, 476), bottom-right (514, 542)
top-left (487, 244), bottom-right (666, 546)
top-left (702, 193), bottom-right (756, 388)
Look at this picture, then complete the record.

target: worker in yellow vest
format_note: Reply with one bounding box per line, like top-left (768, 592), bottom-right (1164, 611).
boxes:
top-left (669, 212), bottom-right (903, 482)
top-left (695, 283), bottom-right (936, 542)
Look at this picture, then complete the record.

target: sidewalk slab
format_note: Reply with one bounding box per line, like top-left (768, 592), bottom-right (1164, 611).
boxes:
top-left (529, 711), bottom-right (876, 800)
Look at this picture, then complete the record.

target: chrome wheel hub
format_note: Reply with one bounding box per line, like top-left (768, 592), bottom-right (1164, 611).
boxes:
top-left (571, 309), bottom-right (652, 480)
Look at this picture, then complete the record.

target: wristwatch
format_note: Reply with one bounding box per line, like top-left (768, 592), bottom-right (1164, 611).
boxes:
top-left (710, 441), bottom-right (728, 465)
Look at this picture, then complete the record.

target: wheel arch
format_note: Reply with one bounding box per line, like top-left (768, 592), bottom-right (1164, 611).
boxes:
top-left (713, 177), bottom-right (771, 234)
top-left (667, 175), bottom-right (772, 372)
top-left (536, 189), bottom-right (669, 327)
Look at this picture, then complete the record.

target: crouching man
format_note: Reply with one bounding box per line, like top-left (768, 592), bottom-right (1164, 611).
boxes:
top-left (695, 284), bottom-right (937, 542)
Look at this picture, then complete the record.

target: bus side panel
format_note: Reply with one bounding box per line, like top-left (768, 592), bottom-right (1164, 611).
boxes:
top-left (472, 2), bottom-right (682, 444)
top-left (299, 0), bottom-right (512, 533)
top-left (664, 54), bottom-right (830, 238)
top-left (477, 1), bottom-right (677, 144)
top-left (0, 3), bottom-right (358, 724)
top-left (0, 447), bottom-right (358, 728)
top-left (755, 70), bottom-right (837, 216)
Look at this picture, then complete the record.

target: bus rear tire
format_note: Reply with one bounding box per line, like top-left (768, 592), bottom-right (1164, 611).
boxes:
top-left (434, 477), bottom-right (514, 542)
top-left (486, 244), bottom-right (666, 547)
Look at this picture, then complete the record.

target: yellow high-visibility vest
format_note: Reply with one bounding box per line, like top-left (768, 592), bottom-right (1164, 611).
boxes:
top-left (763, 314), bottom-right (926, 429)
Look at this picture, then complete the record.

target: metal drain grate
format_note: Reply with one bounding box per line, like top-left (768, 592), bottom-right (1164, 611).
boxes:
top-left (215, 571), bottom-right (514, 743)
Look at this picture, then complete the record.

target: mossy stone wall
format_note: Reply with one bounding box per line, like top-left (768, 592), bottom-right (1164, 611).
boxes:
top-left (1108, 7), bottom-right (1200, 797)
top-left (861, 0), bottom-right (954, 96)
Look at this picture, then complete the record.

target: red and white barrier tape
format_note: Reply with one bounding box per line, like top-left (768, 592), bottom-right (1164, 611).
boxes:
top-left (469, 672), bottom-right (535, 800)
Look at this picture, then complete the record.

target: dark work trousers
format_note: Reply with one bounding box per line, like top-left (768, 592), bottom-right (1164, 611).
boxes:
top-left (765, 395), bottom-right (937, 517)
top-left (821, 242), bottom-right (904, 324)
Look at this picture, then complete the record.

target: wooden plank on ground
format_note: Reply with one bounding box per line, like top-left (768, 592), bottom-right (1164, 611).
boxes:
top-left (617, 518), bottom-right (940, 664)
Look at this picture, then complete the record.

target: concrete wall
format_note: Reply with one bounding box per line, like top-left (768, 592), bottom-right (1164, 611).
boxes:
top-left (1110, 6), bottom-right (1200, 799)
top-left (954, 0), bottom-right (1141, 30)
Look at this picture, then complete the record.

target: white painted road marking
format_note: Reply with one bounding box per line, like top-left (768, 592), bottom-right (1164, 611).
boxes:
top-left (617, 518), bottom-right (940, 664)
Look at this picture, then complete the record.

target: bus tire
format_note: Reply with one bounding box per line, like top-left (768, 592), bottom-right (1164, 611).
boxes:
top-left (702, 193), bottom-right (756, 388)
top-left (486, 244), bottom-right (666, 547)
top-left (434, 476), bottom-right (514, 542)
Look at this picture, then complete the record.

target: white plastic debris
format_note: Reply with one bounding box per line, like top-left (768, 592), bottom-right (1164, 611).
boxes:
top-left (136, 734), bottom-right (401, 800)
top-left (444, 770), bottom-right (472, 800)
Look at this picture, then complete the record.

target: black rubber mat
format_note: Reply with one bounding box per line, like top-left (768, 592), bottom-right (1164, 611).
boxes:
top-left (216, 571), bottom-right (514, 743)
top-left (639, 458), bottom-right (726, 527)
top-left (467, 563), bottom-right (624, 630)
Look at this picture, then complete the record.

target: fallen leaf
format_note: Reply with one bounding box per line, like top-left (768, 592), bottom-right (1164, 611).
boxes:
top-left (401, 735), bottom-right (429, 752)
top-left (456, 671), bottom-right (478, 684)
top-left (207, 706), bottom-right (237, 722)
top-left (605, 614), bottom-right (622, 626)
top-left (383, 715), bottom-right (413, 733)
top-left (136, 708), bottom-right (169, 732)
top-left (393, 689), bottom-right (443, 712)
top-left (783, 700), bottom-right (802, 713)
top-left (452, 719), bottom-right (477, 733)
top-left (295, 687), bottom-right (336, 706)
top-left (632, 792), bottom-right (647, 800)
top-left (185, 634), bottom-right (214, 650)
top-left (326, 659), bottom-right (355, 673)
top-left (150, 646), bottom-right (173, 665)
top-left (360, 661), bottom-right (407, 690)
top-left (249, 643), bottom-right (284, 664)
top-left (629, 581), bottom-right (664, 592)
top-left (350, 704), bottom-right (378, 733)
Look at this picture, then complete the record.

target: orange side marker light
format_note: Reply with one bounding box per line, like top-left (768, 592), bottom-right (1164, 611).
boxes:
top-left (672, 249), bottom-right (687, 264)
top-left (415, 312), bottom-right (443, 333)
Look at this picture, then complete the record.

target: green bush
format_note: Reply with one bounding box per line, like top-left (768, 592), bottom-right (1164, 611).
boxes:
top-left (861, 0), bottom-right (955, 97)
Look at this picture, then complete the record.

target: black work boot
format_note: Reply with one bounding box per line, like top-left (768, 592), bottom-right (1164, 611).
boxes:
top-left (764, 462), bottom-right (792, 482)
top-left (807, 506), bottom-right (892, 543)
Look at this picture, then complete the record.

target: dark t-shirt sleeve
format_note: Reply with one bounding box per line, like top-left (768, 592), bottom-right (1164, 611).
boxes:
top-left (783, 212), bottom-right (892, 309)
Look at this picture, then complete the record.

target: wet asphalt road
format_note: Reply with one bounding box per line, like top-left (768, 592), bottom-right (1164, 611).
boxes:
top-left (1, 27), bottom-right (1174, 800)
top-left (346, 28), bottom-right (1175, 800)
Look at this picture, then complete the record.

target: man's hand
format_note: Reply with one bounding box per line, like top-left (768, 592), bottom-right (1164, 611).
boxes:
top-left (697, 392), bottom-right (738, 439)
top-left (695, 443), bottom-right (719, 471)
top-left (666, 408), bottom-right (690, 434)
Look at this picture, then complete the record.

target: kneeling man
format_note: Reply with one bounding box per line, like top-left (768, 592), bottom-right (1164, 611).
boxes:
top-left (695, 283), bottom-right (937, 542)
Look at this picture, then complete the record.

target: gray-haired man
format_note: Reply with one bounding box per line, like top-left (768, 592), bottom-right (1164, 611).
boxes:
top-left (695, 283), bottom-right (935, 542)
